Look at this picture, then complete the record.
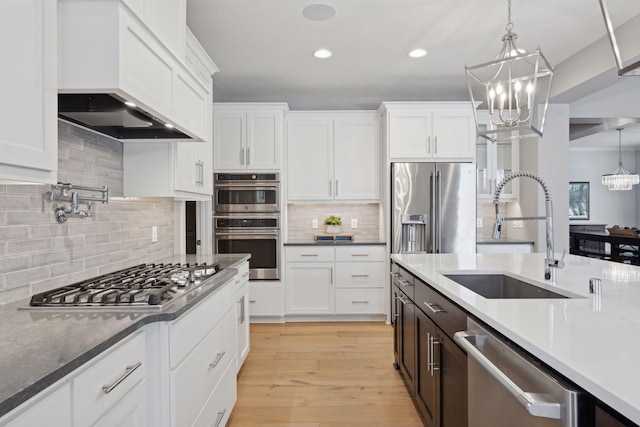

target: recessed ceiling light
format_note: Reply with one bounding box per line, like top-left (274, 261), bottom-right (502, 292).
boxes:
top-left (165, 123), bottom-right (174, 128)
top-left (313, 49), bottom-right (333, 59)
top-left (302, 4), bottom-right (336, 21)
top-left (124, 101), bottom-right (137, 107)
top-left (408, 49), bottom-right (427, 59)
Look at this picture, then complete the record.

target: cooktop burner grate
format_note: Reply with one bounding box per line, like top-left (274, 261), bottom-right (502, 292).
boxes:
top-left (29, 263), bottom-right (220, 308)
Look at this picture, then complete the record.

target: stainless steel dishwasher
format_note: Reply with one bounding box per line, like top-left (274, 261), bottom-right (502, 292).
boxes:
top-left (455, 319), bottom-right (594, 427)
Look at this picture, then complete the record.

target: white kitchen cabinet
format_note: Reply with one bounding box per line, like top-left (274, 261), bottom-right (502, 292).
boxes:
top-left (73, 332), bottom-right (147, 427)
top-left (287, 112), bottom-right (381, 201)
top-left (213, 103), bottom-right (287, 171)
top-left (284, 245), bottom-right (386, 317)
top-left (236, 263), bottom-right (250, 371)
top-left (0, 382), bottom-right (70, 427)
top-left (380, 102), bottom-right (475, 162)
top-left (248, 281), bottom-right (284, 320)
top-left (0, 0), bottom-right (57, 184)
top-left (476, 112), bottom-right (519, 200)
top-left (59, 0), bottom-right (212, 142)
top-left (123, 139), bottom-right (213, 199)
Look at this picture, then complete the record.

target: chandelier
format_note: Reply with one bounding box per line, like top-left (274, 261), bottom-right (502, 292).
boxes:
top-left (599, 0), bottom-right (640, 76)
top-left (465, 0), bottom-right (554, 142)
top-left (602, 128), bottom-right (639, 191)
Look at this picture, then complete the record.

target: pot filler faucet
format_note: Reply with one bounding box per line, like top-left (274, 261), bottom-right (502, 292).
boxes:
top-left (492, 171), bottom-right (565, 281)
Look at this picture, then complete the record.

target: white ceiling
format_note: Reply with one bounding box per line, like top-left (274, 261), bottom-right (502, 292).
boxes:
top-left (186, 0), bottom-right (640, 145)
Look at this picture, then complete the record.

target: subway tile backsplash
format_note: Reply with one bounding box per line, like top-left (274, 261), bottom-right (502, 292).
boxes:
top-left (287, 203), bottom-right (380, 241)
top-left (0, 122), bottom-right (175, 305)
top-left (477, 201), bottom-right (509, 240)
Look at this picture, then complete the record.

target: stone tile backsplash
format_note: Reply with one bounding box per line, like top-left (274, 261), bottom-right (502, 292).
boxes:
top-left (0, 122), bottom-right (175, 305)
top-left (287, 203), bottom-right (380, 241)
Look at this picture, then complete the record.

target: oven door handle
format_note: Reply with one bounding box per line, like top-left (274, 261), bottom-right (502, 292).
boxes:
top-left (213, 215), bottom-right (280, 220)
top-left (215, 232), bottom-right (279, 237)
top-left (454, 331), bottom-right (563, 420)
top-left (214, 185), bottom-right (279, 191)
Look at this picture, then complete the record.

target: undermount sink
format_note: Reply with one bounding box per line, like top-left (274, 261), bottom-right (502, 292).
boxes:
top-left (443, 273), bottom-right (569, 299)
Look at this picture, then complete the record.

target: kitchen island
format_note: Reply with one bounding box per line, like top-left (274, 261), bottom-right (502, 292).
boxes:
top-left (0, 254), bottom-right (249, 424)
top-left (391, 252), bottom-right (640, 424)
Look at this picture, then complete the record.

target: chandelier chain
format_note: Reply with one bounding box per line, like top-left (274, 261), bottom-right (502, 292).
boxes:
top-left (506, 0), bottom-right (513, 32)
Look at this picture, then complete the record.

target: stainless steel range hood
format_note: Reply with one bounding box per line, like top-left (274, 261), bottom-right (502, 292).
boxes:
top-left (58, 94), bottom-right (190, 140)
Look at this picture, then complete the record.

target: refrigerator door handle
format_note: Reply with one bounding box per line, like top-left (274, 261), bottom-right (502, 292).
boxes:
top-left (436, 170), bottom-right (442, 253)
top-left (430, 171), bottom-right (436, 253)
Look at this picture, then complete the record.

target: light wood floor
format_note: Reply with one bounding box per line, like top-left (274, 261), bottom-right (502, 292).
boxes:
top-left (227, 322), bottom-right (423, 427)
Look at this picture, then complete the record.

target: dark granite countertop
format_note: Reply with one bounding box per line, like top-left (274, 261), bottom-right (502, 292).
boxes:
top-left (0, 254), bottom-right (249, 418)
top-left (476, 238), bottom-right (534, 245)
top-left (284, 239), bottom-right (386, 246)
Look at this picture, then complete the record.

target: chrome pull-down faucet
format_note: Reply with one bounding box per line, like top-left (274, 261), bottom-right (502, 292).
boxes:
top-left (492, 171), bottom-right (565, 281)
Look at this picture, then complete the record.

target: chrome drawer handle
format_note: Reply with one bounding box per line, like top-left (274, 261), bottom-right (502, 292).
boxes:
top-left (351, 254), bottom-right (369, 257)
top-left (398, 279), bottom-right (412, 287)
top-left (249, 300), bottom-right (256, 303)
top-left (301, 254), bottom-right (319, 257)
top-left (212, 408), bottom-right (227, 427)
top-left (424, 302), bottom-right (446, 315)
top-left (209, 351), bottom-right (226, 369)
top-left (351, 274), bottom-right (369, 278)
top-left (102, 361), bottom-right (142, 394)
top-left (351, 300), bottom-right (370, 304)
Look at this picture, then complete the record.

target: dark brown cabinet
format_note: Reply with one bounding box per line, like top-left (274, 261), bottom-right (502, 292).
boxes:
top-left (392, 261), bottom-right (467, 427)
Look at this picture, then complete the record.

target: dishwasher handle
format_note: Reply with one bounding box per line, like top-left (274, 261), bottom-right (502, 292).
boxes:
top-left (454, 331), bottom-right (563, 420)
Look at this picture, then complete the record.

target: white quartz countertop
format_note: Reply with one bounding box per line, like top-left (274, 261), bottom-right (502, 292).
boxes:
top-left (390, 252), bottom-right (640, 424)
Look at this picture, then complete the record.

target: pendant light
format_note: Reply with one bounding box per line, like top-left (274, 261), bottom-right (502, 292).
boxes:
top-left (602, 128), bottom-right (639, 191)
top-left (465, 0), bottom-right (554, 142)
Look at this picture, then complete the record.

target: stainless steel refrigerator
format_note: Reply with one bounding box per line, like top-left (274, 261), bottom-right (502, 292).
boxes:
top-left (391, 162), bottom-right (476, 254)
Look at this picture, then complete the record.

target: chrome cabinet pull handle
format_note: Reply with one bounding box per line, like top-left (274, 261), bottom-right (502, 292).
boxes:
top-left (434, 136), bottom-right (438, 154)
top-left (240, 148), bottom-right (245, 165)
top-left (247, 147), bottom-right (250, 165)
top-left (351, 274), bottom-right (369, 278)
top-left (249, 300), bottom-right (256, 303)
top-left (335, 180), bottom-right (339, 196)
top-left (301, 254), bottom-right (319, 257)
top-left (102, 361), bottom-right (142, 394)
top-left (351, 300), bottom-right (370, 304)
top-left (427, 136), bottom-right (431, 154)
top-left (351, 254), bottom-right (369, 257)
top-left (426, 332), bottom-right (431, 373)
top-left (329, 180), bottom-right (332, 196)
top-left (424, 302), bottom-right (447, 315)
top-left (209, 351), bottom-right (226, 369)
top-left (212, 408), bottom-right (227, 427)
top-left (398, 279), bottom-right (412, 287)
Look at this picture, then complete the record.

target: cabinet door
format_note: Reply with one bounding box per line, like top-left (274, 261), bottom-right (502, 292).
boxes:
top-left (93, 380), bottom-right (147, 427)
top-left (393, 286), bottom-right (416, 391)
top-left (0, 0), bottom-right (57, 184)
top-left (432, 109), bottom-right (475, 160)
top-left (0, 383), bottom-right (71, 426)
top-left (287, 119), bottom-right (334, 201)
top-left (440, 332), bottom-right (467, 427)
top-left (214, 111), bottom-right (246, 170)
top-left (388, 110), bottom-right (431, 159)
top-left (286, 262), bottom-right (335, 314)
top-left (237, 283), bottom-right (250, 371)
top-left (415, 309), bottom-right (439, 427)
top-left (247, 111), bottom-right (281, 170)
top-left (334, 117), bottom-right (380, 200)
top-left (175, 142), bottom-right (200, 193)
top-left (142, 0), bottom-right (186, 55)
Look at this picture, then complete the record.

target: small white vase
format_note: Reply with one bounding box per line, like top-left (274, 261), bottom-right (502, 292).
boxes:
top-left (325, 225), bottom-right (342, 234)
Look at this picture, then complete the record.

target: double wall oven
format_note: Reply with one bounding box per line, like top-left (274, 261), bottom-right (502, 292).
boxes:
top-left (213, 173), bottom-right (280, 280)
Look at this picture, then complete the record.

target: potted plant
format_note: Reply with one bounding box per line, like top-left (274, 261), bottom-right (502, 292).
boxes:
top-left (323, 215), bottom-right (342, 233)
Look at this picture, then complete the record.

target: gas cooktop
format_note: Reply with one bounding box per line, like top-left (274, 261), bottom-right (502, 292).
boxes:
top-left (29, 263), bottom-right (221, 309)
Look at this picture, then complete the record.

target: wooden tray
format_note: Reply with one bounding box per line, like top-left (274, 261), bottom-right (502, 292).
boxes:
top-left (607, 227), bottom-right (639, 237)
top-left (313, 232), bottom-right (355, 242)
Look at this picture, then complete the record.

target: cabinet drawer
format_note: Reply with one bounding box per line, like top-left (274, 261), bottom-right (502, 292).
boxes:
top-left (336, 245), bottom-right (385, 262)
top-left (336, 288), bottom-right (385, 314)
top-left (335, 262), bottom-right (385, 288)
top-left (392, 263), bottom-right (415, 300)
top-left (172, 307), bottom-right (236, 427)
top-left (414, 278), bottom-right (466, 339)
top-left (249, 282), bottom-right (283, 317)
top-left (286, 246), bottom-right (335, 262)
top-left (73, 332), bottom-right (146, 427)
top-left (192, 354), bottom-right (238, 427)
top-left (169, 278), bottom-right (236, 368)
